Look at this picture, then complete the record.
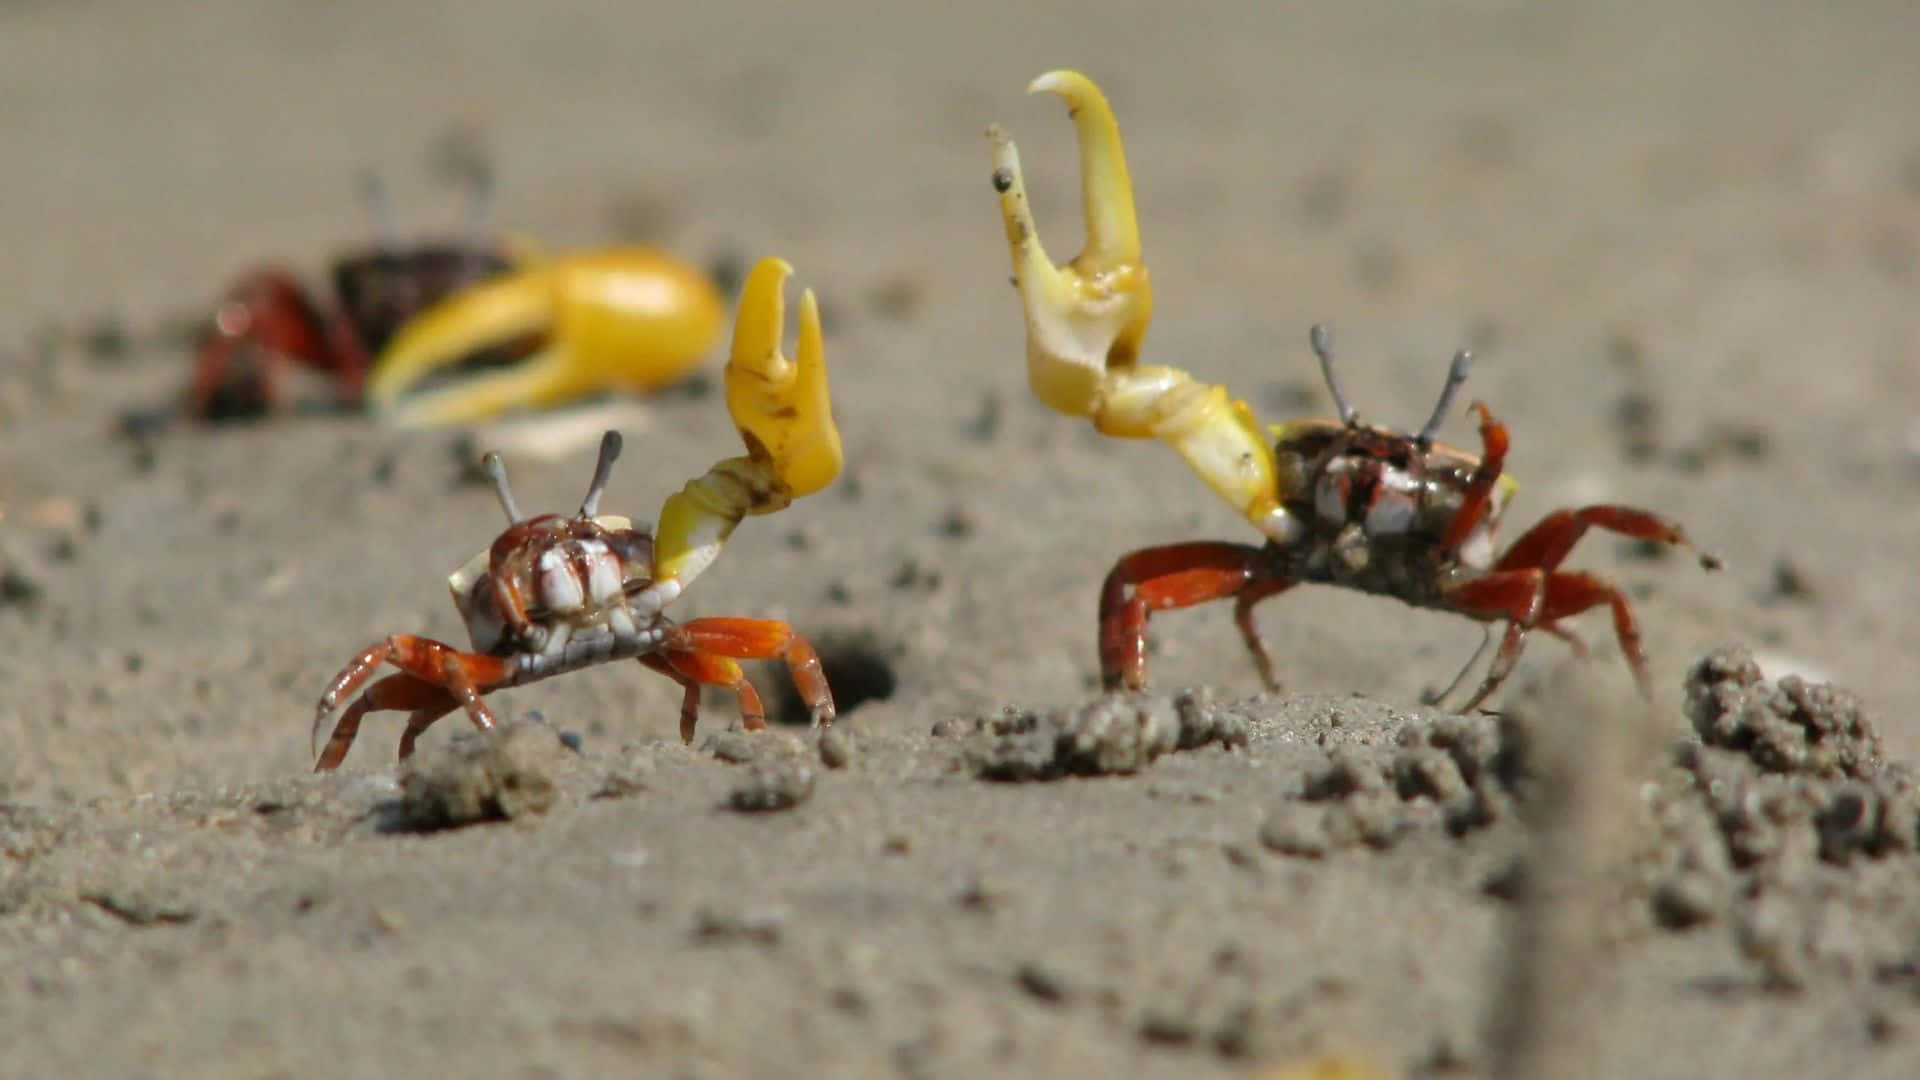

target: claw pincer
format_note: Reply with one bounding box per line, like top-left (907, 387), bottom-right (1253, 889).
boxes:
top-left (988, 70), bottom-right (1290, 543)
top-left (368, 247), bottom-right (727, 427)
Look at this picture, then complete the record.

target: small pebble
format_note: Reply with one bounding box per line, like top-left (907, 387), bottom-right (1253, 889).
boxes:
top-left (818, 728), bottom-right (852, 769)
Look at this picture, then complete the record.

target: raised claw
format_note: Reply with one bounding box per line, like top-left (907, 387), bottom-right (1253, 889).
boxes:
top-left (367, 247), bottom-right (726, 427)
top-left (724, 256), bottom-right (842, 499)
top-left (639, 257), bottom-right (843, 617)
top-left (988, 71), bottom-right (1290, 541)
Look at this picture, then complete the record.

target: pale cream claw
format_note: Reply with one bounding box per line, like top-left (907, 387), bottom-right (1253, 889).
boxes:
top-left (989, 70), bottom-right (1292, 541)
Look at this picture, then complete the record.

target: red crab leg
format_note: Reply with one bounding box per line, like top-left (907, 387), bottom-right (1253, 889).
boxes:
top-left (1096, 542), bottom-right (1276, 692)
top-left (1232, 576), bottom-right (1299, 691)
top-left (654, 617), bottom-right (836, 742)
top-left (1438, 567), bottom-right (1547, 712)
top-left (312, 635), bottom-right (514, 771)
top-left (1441, 402), bottom-right (1511, 552)
top-left (1493, 504), bottom-right (1714, 573)
top-left (1444, 564), bottom-right (1660, 711)
top-left (1535, 569), bottom-right (1655, 698)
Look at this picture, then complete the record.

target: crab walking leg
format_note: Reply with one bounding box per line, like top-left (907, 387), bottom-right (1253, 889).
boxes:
top-left (654, 649), bottom-right (766, 742)
top-left (987, 71), bottom-right (1292, 543)
top-left (679, 617), bottom-right (836, 727)
top-left (1493, 505), bottom-right (1721, 574)
top-left (637, 257), bottom-right (844, 618)
top-left (312, 673), bottom-right (454, 771)
top-left (638, 653), bottom-right (705, 744)
top-left (312, 634), bottom-right (514, 770)
top-left (1439, 568), bottom-right (1548, 712)
top-left (1231, 575), bottom-right (1299, 691)
top-left (1096, 541), bottom-right (1275, 692)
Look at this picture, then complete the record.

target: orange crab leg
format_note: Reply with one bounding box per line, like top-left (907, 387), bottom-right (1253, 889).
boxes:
top-left (688, 617), bottom-right (833, 724)
top-left (1097, 542), bottom-right (1277, 692)
top-left (638, 653), bottom-right (705, 743)
top-left (312, 634), bottom-right (514, 770)
top-left (652, 648), bottom-right (766, 743)
top-left (312, 673), bottom-right (453, 772)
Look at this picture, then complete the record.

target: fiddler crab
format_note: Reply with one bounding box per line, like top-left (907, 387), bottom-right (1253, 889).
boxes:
top-left (192, 176), bottom-right (725, 425)
top-left (311, 256), bottom-right (841, 770)
top-left (986, 70), bottom-right (1722, 711)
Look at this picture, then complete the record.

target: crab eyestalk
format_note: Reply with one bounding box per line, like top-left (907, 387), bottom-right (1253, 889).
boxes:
top-left (578, 430), bottom-right (623, 518)
top-left (638, 257), bottom-right (843, 618)
top-left (481, 451), bottom-right (522, 523)
top-left (1308, 324), bottom-right (1359, 428)
top-left (988, 70), bottom-right (1290, 542)
top-left (1416, 349), bottom-right (1474, 450)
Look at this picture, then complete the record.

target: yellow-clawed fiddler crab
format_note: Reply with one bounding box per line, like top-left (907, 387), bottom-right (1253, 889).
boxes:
top-left (311, 256), bottom-right (841, 770)
top-left (986, 70), bottom-right (1721, 710)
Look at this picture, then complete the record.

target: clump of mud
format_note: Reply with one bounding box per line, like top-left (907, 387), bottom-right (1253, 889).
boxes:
top-left (1645, 644), bottom-right (1920, 983)
top-left (1261, 712), bottom-right (1523, 857)
top-left (960, 688), bottom-right (1250, 781)
top-left (391, 721), bottom-right (585, 831)
top-left (1674, 644), bottom-right (1916, 870)
top-left (1685, 644), bottom-right (1886, 779)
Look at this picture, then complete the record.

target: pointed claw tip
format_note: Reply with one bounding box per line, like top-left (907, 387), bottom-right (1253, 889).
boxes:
top-left (1026, 69), bottom-right (1092, 100)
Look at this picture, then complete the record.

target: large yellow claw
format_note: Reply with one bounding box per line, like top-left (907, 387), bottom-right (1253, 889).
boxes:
top-left (724, 256), bottom-right (842, 499)
top-left (988, 71), bottom-right (1291, 542)
top-left (368, 247), bottom-right (726, 427)
top-left (637, 257), bottom-right (842, 618)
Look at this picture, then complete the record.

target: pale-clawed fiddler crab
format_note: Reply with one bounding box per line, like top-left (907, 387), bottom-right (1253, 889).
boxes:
top-left (311, 256), bottom-right (842, 770)
top-left (986, 70), bottom-right (1722, 710)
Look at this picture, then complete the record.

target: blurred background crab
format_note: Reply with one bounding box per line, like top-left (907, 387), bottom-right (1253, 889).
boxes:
top-left (312, 255), bottom-right (841, 769)
top-left (188, 168), bottom-right (726, 426)
top-left (986, 70), bottom-right (1719, 710)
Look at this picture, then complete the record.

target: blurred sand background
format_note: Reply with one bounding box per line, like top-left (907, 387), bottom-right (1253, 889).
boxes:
top-left (3, 1), bottom-right (1920, 1076)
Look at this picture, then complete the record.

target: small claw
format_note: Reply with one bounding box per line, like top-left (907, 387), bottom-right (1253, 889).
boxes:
top-left (726, 256), bottom-right (844, 499)
top-left (370, 248), bottom-right (726, 427)
top-left (640, 257), bottom-right (843, 613)
top-left (988, 72), bottom-right (1287, 541)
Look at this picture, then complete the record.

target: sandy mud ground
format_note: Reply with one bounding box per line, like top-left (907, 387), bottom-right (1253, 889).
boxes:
top-left (4, 2), bottom-right (1920, 1076)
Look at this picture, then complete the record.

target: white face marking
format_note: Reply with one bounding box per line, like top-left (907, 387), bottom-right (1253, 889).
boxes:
top-left (1365, 489), bottom-right (1417, 535)
top-left (582, 541), bottom-right (624, 605)
top-left (1315, 461), bottom-right (1353, 523)
top-left (537, 547), bottom-right (586, 612)
top-left (1364, 466), bottom-right (1422, 535)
